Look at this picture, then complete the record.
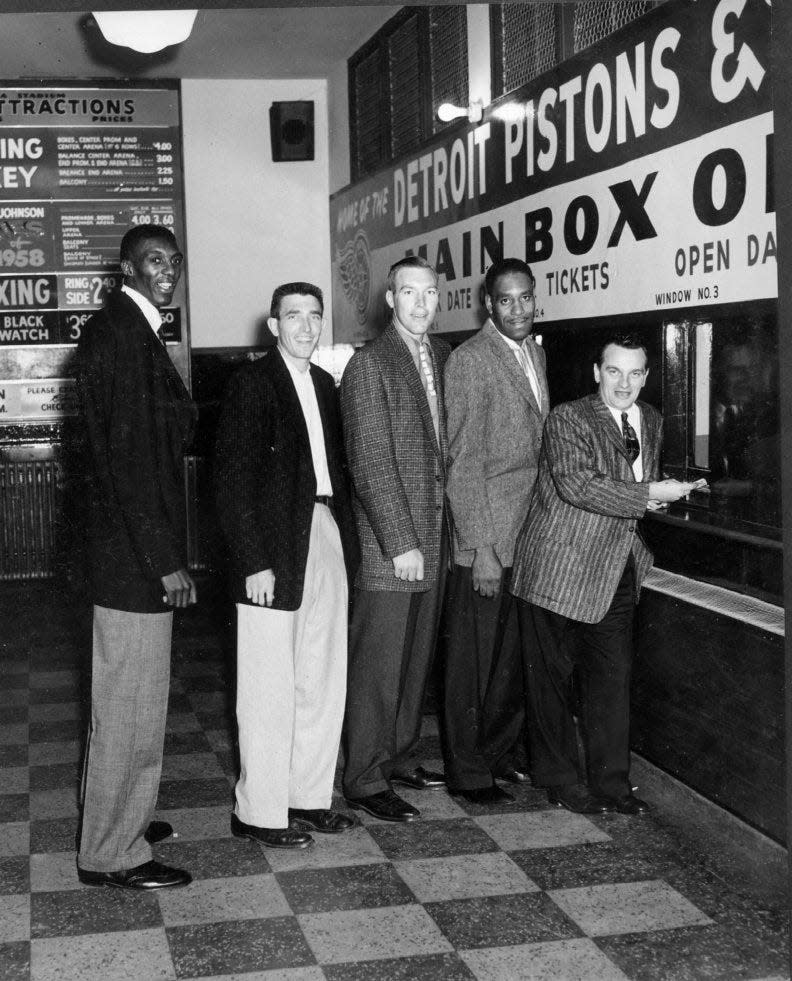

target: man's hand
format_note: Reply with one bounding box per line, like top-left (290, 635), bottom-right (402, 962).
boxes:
top-left (647, 478), bottom-right (705, 503)
top-left (246, 569), bottom-right (275, 607)
top-left (161, 568), bottom-right (197, 608)
top-left (393, 549), bottom-right (424, 582)
top-left (472, 545), bottom-right (502, 597)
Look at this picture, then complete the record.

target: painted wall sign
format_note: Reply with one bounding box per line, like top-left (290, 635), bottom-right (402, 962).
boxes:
top-left (0, 82), bottom-right (186, 354)
top-left (330, 0), bottom-right (775, 343)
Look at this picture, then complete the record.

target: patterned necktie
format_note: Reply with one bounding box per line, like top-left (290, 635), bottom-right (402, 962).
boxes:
top-left (621, 412), bottom-right (640, 463)
top-left (418, 341), bottom-right (436, 398)
top-left (516, 345), bottom-right (541, 411)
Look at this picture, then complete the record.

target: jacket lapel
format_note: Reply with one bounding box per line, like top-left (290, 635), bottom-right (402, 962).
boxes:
top-left (590, 394), bottom-right (635, 474)
top-left (638, 401), bottom-right (659, 480)
top-left (482, 320), bottom-right (543, 418)
top-left (268, 348), bottom-right (312, 454)
top-left (384, 325), bottom-right (444, 467)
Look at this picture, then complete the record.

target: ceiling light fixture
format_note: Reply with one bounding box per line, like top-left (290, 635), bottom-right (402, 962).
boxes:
top-left (92, 9), bottom-right (198, 53)
top-left (436, 99), bottom-right (484, 125)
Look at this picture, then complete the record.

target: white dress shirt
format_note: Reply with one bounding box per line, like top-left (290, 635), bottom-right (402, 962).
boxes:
top-left (121, 284), bottom-right (162, 334)
top-left (282, 353), bottom-right (333, 496)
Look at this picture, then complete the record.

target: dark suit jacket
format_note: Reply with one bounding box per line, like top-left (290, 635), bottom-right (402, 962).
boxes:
top-left (76, 290), bottom-right (196, 613)
top-left (511, 394), bottom-right (662, 623)
top-left (445, 320), bottom-right (549, 568)
top-left (340, 324), bottom-right (450, 592)
top-left (214, 347), bottom-right (358, 611)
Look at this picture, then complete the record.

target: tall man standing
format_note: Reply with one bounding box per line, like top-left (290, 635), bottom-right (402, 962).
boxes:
top-left (341, 256), bottom-right (450, 823)
top-left (511, 335), bottom-right (701, 815)
top-left (443, 258), bottom-right (549, 804)
top-left (215, 283), bottom-right (358, 848)
top-left (76, 224), bottom-right (196, 889)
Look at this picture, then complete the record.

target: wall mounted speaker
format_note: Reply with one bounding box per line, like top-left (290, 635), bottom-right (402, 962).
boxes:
top-left (269, 101), bottom-right (315, 162)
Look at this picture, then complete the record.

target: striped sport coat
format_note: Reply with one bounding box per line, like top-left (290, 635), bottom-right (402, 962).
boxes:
top-left (445, 319), bottom-right (549, 568)
top-left (510, 393), bottom-right (662, 623)
top-left (340, 323), bottom-right (450, 592)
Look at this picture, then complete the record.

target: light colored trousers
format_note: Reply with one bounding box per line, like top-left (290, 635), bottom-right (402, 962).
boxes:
top-left (78, 605), bottom-right (172, 872)
top-left (235, 503), bottom-right (348, 828)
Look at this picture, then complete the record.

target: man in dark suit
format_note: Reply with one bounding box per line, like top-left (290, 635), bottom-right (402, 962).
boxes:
top-left (443, 258), bottom-right (549, 804)
top-left (215, 282), bottom-right (358, 849)
top-left (511, 334), bottom-right (700, 815)
top-left (341, 256), bottom-right (450, 823)
top-left (76, 224), bottom-right (197, 890)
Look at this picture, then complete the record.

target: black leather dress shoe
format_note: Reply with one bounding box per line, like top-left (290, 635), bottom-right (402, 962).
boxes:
top-left (345, 789), bottom-right (420, 822)
top-left (613, 794), bottom-right (650, 815)
top-left (494, 767), bottom-right (529, 784)
top-left (288, 808), bottom-right (356, 834)
top-left (450, 785), bottom-right (515, 805)
top-left (231, 813), bottom-right (313, 848)
top-left (390, 766), bottom-right (446, 790)
top-left (144, 820), bottom-right (173, 844)
top-left (547, 784), bottom-right (616, 814)
top-left (78, 860), bottom-right (191, 890)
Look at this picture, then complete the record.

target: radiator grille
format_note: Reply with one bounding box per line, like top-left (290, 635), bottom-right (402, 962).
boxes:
top-left (0, 460), bottom-right (60, 580)
top-left (1, 456), bottom-right (208, 581)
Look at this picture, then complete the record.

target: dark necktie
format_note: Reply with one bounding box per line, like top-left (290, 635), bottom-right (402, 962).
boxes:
top-left (621, 412), bottom-right (640, 464)
top-left (156, 326), bottom-right (168, 347)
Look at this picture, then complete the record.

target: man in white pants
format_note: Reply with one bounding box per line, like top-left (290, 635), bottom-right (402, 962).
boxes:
top-left (215, 282), bottom-right (359, 848)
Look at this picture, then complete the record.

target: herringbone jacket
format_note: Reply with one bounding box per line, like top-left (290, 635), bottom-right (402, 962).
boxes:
top-left (340, 324), bottom-right (450, 591)
top-left (510, 393), bottom-right (662, 623)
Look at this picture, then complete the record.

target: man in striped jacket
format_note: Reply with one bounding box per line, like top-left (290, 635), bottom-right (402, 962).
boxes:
top-left (510, 334), bottom-right (700, 816)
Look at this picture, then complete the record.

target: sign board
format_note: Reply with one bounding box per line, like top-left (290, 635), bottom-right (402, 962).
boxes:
top-left (0, 80), bottom-right (187, 422)
top-left (330, 0), bottom-right (775, 343)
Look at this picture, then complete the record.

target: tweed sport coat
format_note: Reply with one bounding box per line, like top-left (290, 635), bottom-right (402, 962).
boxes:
top-left (445, 320), bottom-right (549, 568)
top-left (214, 348), bottom-right (358, 611)
top-left (340, 324), bottom-right (450, 592)
top-left (510, 393), bottom-right (662, 624)
top-left (76, 290), bottom-right (197, 613)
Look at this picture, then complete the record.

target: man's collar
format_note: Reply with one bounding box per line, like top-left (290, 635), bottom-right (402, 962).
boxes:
top-left (394, 320), bottom-right (430, 353)
top-left (121, 284), bottom-right (161, 332)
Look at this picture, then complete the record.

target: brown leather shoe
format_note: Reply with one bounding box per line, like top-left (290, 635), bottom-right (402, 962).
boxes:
top-left (78, 860), bottom-right (191, 890)
top-left (547, 784), bottom-right (616, 814)
top-left (288, 808), bottom-right (356, 834)
top-left (345, 789), bottom-right (420, 822)
top-left (390, 766), bottom-right (446, 790)
top-left (144, 820), bottom-right (173, 844)
top-left (231, 813), bottom-right (313, 848)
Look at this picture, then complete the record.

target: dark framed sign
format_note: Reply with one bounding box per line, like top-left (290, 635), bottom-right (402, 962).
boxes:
top-left (0, 79), bottom-right (188, 426)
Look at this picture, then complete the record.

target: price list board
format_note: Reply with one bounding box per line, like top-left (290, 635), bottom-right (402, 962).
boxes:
top-left (0, 82), bottom-right (188, 423)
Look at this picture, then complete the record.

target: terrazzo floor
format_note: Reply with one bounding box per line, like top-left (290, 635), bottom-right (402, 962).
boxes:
top-left (0, 580), bottom-right (788, 980)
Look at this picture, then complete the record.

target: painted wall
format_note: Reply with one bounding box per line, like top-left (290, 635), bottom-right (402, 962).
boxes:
top-left (181, 78), bottom-right (332, 349)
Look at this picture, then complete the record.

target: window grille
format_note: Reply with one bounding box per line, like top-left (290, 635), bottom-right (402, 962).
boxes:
top-left (387, 12), bottom-right (423, 160)
top-left (491, 3), bottom-right (558, 98)
top-left (351, 48), bottom-right (385, 179)
top-left (429, 5), bottom-right (469, 134)
top-left (573, 1), bottom-right (649, 53)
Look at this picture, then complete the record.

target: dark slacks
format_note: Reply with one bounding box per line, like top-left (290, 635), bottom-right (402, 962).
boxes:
top-left (442, 564), bottom-right (525, 789)
top-left (342, 567), bottom-right (446, 799)
top-left (517, 557), bottom-right (636, 800)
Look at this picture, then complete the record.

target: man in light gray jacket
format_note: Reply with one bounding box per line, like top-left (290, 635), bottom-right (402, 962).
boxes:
top-left (443, 258), bottom-right (548, 804)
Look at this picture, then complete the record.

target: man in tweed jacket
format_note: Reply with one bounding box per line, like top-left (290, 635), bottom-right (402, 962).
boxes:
top-left (341, 256), bottom-right (450, 823)
top-left (511, 335), bottom-right (699, 816)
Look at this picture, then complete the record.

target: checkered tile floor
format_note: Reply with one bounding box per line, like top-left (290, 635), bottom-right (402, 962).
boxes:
top-left (1, 581), bottom-right (788, 980)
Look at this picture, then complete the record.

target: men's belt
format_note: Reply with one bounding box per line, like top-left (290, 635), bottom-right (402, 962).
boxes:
top-left (314, 495), bottom-right (333, 506)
